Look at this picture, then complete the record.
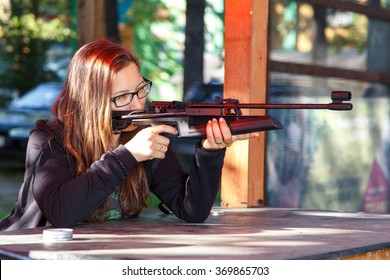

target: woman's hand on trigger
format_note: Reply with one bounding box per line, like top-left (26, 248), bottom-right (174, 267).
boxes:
top-left (201, 118), bottom-right (260, 150)
top-left (124, 125), bottom-right (178, 162)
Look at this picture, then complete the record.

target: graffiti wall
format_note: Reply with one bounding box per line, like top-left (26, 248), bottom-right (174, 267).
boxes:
top-left (266, 96), bottom-right (390, 213)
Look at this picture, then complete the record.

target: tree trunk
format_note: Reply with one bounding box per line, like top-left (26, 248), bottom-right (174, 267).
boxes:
top-left (366, 0), bottom-right (390, 95)
top-left (312, 4), bottom-right (328, 63)
top-left (76, 0), bottom-right (106, 48)
top-left (183, 0), bottom-right (205, 94)
top-left (105, 0), bottom-right (120, 43)
top-left (367, 0), bottom-right (390, 72)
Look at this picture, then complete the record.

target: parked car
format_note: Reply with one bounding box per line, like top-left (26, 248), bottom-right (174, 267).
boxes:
top-left (0, 83), bottom-right (63, 160)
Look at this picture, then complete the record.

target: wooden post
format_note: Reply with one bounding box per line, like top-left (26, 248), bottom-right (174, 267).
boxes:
top-left (76, 0), bottom-right (106, 48)
top-left (221, 0), bottom-right (269, 208)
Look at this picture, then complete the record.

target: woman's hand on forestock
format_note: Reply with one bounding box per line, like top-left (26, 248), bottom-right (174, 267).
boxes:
top-left (202, 118), bottom-right (260, 150)
top-left (124, 125), bottom-right (178, 162)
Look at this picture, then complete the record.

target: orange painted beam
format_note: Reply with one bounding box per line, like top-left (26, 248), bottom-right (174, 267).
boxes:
top-left (221, 0), bottom-right (269, 208)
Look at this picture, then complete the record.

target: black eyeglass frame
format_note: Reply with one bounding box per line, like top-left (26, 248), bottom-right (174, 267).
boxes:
top-left (111, 77), bottom-right (152, 108)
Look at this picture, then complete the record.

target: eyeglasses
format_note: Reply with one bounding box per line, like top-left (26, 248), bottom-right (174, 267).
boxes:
top-left (111, 77), bottom-right (152, 108)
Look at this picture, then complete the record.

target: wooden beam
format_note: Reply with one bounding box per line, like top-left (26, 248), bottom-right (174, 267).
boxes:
top-left (221, 0), bottom-right (269, 208)
top-left (270, 60), bottom-right (390, 85)
top-left (299, 0), bottom-right (390, 22)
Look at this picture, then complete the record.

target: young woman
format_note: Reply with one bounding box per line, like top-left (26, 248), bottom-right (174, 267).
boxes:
top-left (0, 40), bottom-right (259, 231)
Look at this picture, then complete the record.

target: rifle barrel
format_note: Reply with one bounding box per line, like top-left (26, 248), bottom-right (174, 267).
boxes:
top-left (190, 90), bottom-right (353, 110)
top-left (235, 103), bottom-right (352, 110)
top-left (189, 102), bottom-right (352, 111)
top-left (150, 90), bottom-right (353, 111)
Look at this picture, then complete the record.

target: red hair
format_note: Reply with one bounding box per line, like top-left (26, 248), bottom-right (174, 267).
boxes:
top-left (53, 40), bottom-right (149, 221)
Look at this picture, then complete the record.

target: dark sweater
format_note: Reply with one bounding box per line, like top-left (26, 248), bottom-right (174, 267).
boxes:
top-left (0, 119), bottom-right (225, 231)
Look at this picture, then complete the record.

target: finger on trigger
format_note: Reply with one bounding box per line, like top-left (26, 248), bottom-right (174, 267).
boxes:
top-left (150, 124), bottom-right (178, 135)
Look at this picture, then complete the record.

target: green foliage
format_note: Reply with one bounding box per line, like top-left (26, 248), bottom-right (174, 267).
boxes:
top-left (129, 0), bottom-right (184, 99)
top-left (126, 0), bottom-right (224, 100)
top-left (328, 15), bottom-right (367, 54)
top-left (0, 1), bottom-right (72, 95)
top-left (204, 1), bottom-right (224, 55)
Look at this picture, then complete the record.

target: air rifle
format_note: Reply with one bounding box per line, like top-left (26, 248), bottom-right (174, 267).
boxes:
top-left (112, 90), bottom-right (352, 137)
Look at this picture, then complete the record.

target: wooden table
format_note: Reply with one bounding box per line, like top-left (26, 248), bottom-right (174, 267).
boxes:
top-left (1, 207), bottom-right (390, 260)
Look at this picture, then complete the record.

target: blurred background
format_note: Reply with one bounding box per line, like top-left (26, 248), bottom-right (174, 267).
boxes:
top-left (1, 0), bottom-right (390, 219)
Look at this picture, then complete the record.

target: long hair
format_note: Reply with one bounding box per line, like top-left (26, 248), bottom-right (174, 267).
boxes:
top-left (52, 40), bottom-right (149, 222)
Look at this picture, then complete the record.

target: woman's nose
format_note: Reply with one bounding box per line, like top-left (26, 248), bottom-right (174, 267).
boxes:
top-left (128, 95), bottom-right (144, 110)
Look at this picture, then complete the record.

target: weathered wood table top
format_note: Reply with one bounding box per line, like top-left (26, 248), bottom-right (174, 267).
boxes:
top-left (1, 207), bottom-right (390, 260)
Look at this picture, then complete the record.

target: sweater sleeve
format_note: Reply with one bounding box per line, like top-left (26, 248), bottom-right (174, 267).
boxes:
top-left (149, 142), bottom-right (226, 223)
top-left (31, 129), bottom-right (137, 228)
